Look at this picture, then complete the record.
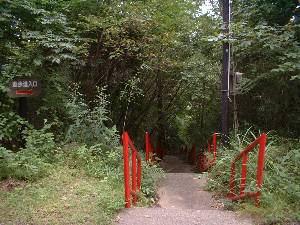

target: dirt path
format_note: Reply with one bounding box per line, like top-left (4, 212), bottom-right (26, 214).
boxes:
top-left (115, 155), bottom-right (253, 225)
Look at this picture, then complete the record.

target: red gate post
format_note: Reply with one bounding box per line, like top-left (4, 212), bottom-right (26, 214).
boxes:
top-left (122, 132), bottom-right (131, 208)
top-left (145, 131), bottom-right (150, 162)
top-left (255, 133), bottom-right (267, 206)
top-left (240, 153), bottom-right (248, 195)
top-left (198, 150), bottom-right (207, 172)
top-left (132, 149), bottom-right (137, 204)
top-left (212, 133), bottom-right (217, 163)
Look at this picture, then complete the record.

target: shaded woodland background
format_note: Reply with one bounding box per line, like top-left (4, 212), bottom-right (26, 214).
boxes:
top-left (1, 0), bottom-right (300, 149)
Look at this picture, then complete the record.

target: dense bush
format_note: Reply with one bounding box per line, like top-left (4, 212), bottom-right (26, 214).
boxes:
top-left (23, 123), bottom-right (56, 162)
top-left (65, 86), bottom-right (119, 147)
top-left (0, 110), bottom-right (29, 149)
top-left (0, 122), bottom-right (56, 180)
top-left (141, 162), bottom-right (165, 199)
top-left (0, 147), bottom-right (51, 181)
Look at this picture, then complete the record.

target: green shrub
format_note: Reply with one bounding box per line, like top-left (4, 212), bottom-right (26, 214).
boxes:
top-left (0, 147), bottom-right (51, 180)
top-left (0, 124), bottom-right (55, 180)
top-left (66, 86), bottom-right (119, 147)
top-left (141, 162), bottom-right (165, 198)
top-left (23, 123), bottom-right (56, 162)
top-left (0, 111), bottom-right (29, 148)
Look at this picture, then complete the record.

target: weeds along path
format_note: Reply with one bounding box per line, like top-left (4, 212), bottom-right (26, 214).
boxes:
top-left (116, 155), bottom-right (253, 225)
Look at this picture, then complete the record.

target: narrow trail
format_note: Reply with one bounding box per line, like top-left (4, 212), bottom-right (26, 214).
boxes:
top-left (116, 155), bottom-right (253, 225)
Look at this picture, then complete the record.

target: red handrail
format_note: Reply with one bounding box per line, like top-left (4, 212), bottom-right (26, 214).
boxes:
top-left (145, 131), bottom-right (151, 161)
top-left (145, 131), bottom-right (156, 162)
top-left (197, 133), bottom-right (218, 172)
top-left (228, 133), bottom-right (267, 206)
top-left (122, 131), bottom-right (142, 208)
top-left (208, 133), bottom-right (217, 166)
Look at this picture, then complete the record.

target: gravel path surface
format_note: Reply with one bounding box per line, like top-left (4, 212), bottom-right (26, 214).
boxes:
top-left (115, 155), bottom-right (253, 225)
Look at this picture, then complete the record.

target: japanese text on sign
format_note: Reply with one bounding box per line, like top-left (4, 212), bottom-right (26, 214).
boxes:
top-left (12, 80), bottom-right (38, 88)
top-left (7, 78), bottom-right (41, 98)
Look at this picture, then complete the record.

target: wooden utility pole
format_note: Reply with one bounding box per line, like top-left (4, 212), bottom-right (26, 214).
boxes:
top-left (221, 0), bottom-right (230, 145)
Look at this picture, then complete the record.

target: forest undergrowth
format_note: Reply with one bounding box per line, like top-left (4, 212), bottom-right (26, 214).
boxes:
top-left (0, 88), bottom-right (164, 225)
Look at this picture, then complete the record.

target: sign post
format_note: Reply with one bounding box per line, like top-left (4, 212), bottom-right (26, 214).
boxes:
top-left (8, 78), bottom-right (41, 98)
top-left (7, 78), bottom-right (41, 119)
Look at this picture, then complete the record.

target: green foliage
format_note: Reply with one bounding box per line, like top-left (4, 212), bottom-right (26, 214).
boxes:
top-left (0, 0), bottom-right (220, 148)
top-left (120, 77), bottom-right (144, 104)
top-left (230, 1), bottom-right (300, 137)
top-left (0, 146), bottom-right (51, 180)
top-left (66, 85), bottom-right (119, 147)
top-left (207, 129), bottom-right (300, 224)
top-left (0, 111), bottom-right (28, 145)
top-left (204, 0), bottom-right (300, 137)
top-left (141, 162), bottom-right (165, 199)
top-left (23, 122), bottom-right (56, 162)
top-left (0, 123), bottom-right (55, 180)
top-left (233, 0), bottom-right (296, 26)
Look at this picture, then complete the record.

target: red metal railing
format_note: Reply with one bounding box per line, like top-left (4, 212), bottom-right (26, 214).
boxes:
top-left (228, 133), bottom-right (267, 206)
top-left (145, 131), bottom-right (155, 162)
top-left (122, 131), bottom-right (142, 208)
top-left (197, 133), bottom-right (217, 172)
top-left (145, 131), bottom-right (165, 161)
top-left (207, 133), bottom-right (217, 166)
